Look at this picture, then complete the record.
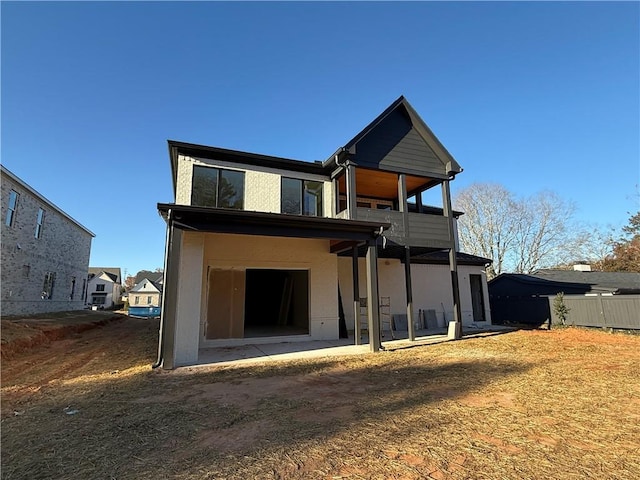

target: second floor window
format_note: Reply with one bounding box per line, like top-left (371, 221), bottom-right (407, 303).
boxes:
top-left (5, 190), bottom-right (19, 227)
top-left (35, 208), bottom-right (45, 238)
top-left (192, 165), bottom-right (244, 209)
top-left (147, 296), bottom-right (152, 304)
top-left (96, 284), bottom-right (105, 292)
top-left (281, 178), bottom-right (323, 216)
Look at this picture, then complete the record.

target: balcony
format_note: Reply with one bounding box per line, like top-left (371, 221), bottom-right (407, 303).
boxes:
top-left (337, 208), bottom-right (451, 249)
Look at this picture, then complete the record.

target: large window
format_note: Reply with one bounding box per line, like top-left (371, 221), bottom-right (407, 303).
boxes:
top-left (281, 178), bottom-right (323, 216)
top-left (192, 165), bottom-right (244, 209)
top-left (35, 208), bottom-right (45, 238)
top-left (5, 190), bottom-right (19, 227)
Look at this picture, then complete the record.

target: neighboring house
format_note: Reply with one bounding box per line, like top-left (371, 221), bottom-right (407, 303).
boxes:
top-left (489, 265), bottom-right (640, 325)
top-left (129, 278), bottom-right (162, 307)
top-left (156, 96), bottom-right (493, 368)
top-left (86, 267), bottom-right (122, 308)
top-left (133, 271), bottom-right (163, 287)
top-left (1, 165), bottom-right (95, 316)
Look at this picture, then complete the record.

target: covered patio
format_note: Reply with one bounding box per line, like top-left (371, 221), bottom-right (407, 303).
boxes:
top-left (194, 324), bottom-right (512, 367)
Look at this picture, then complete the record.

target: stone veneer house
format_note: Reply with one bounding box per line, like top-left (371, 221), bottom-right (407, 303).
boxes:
top-left (1, 165), bottom-right (95, 316)
top-left (155, 97), bottom-right (492, 369)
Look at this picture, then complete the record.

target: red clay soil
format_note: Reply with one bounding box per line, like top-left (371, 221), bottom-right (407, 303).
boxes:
top-left (1, 311), bottom-right (125, 360)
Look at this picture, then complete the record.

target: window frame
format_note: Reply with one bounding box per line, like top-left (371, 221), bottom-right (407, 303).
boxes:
top-left (280, 177), bottom-right (323, 216)
top-left (5, 190), bottom-right (19, 227)
top-left (35, 208), bottom-right (45, 239)
top-left (96, 284), bottom-right (105, 292)
top-left (191, 165), bottom-right (245, 210)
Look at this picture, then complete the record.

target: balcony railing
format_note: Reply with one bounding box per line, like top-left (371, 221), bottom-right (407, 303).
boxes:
top-left (337, 208), bottom-right (451, 249)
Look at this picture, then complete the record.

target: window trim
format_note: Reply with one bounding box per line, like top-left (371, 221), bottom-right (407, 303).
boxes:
top-left (5, 190), bottom-right (19, 227)
top-left (35, 208), bottom-right (45, 239)
top-left (191, 165), bottom-right (245, 209)
top-left (280, 177), bottom-right (323, 217)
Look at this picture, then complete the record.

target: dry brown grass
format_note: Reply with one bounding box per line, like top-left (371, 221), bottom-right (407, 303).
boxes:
top-left (2, 320), bottom-right (639, 479)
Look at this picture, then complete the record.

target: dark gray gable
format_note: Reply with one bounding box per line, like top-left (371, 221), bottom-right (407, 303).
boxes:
top-left (345, 97), bottom-right (462, 178)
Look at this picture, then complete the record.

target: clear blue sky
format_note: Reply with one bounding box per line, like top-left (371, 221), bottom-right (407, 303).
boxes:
top-left (2, 1), bottom-right (638, 277)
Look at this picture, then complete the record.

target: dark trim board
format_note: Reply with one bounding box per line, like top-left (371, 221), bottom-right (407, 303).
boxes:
top-left (157, 203), bottom-right (390, 242)
top-left (168, 141), bottom-right (326, 194)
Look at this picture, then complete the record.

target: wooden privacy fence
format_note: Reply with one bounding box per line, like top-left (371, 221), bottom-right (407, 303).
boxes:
top-left (549, 294), bottom-right (640, 330)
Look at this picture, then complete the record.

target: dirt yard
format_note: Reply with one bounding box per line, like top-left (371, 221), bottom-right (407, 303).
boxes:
top-left (2, 318), bottom-right (639, 480)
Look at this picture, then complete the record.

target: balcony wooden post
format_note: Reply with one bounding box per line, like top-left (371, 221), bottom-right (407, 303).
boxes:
top-left (398, 174), bottom-right (415, 340)
top-left (346, 162), bottom-right (357, 220)
top-left (404, 246), bottom-right (415, 341)
top-left (442, 180), bottom-right (462, 339)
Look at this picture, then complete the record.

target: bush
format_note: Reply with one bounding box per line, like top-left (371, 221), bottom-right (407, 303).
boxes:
top-left (553, 292), bottom-right (570, 326)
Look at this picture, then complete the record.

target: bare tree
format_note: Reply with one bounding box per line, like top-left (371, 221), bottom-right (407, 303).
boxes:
top-left (454, 183), bottom-right (599, 278)
top-left (453, 183), bottom-right (519, 278)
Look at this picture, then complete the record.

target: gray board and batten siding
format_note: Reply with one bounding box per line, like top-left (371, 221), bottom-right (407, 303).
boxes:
top-left (353, 208), bottom-right (451, 250)
top-left (344, 98), bottom-right (461, 179)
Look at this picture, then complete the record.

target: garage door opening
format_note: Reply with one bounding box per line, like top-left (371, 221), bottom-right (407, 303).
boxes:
top-left (244, 269), bottom-right (309, 338)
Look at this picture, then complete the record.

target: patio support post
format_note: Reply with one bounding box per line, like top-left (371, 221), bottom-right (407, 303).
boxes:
top-left (352, 245), bottom-right (361, 345)
top-left (365, 239), bottom-right (381, 352)
top-left (346, 162), bottom-right (357, 220)
top-left (398, 174), bottom-right (415, 341)
top-left (404, 246), bottom-right (415, 341)
top-left (442, 179), bottom-right (463, 339)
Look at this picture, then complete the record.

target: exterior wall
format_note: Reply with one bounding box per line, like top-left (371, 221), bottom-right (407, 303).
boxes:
top-left (202, 233), bottom-right (339, 341)
top-left (338, 258), bottom-right (491, 330)
top-left (174, 155), bottom-right (333, 217)
top-left (130, 292), bottom-right (161, 307)
top-left (169, 232), bottom-right (338, 366)
top-left (173, 232), bottom-right (204, 366)
top-left (1, 169), bottom-right (93, 316)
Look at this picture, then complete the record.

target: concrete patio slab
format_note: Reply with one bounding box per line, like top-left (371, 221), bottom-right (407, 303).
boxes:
top-left (192, 324), bottom-right (514, 368)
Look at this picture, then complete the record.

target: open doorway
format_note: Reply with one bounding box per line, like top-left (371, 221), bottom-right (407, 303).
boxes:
top-left (470, 274), bottom-right (486, 322)
top-left (244, 269), bottom-right (309, 337)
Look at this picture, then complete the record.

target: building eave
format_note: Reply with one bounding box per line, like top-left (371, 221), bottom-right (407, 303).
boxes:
top-left (157, 203), bottom-right (389, 242)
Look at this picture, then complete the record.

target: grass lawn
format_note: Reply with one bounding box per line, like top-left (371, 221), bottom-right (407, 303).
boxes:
top-left (2, 318), bottom-right (639, 479)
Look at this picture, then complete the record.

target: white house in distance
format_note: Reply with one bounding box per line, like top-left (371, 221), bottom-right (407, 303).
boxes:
top-left (156, 96), bottom-right (492, 369)
top-left (86, 267), bottom-right (122, 308)
top-left (129, 278), bottom-right (162, 307)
